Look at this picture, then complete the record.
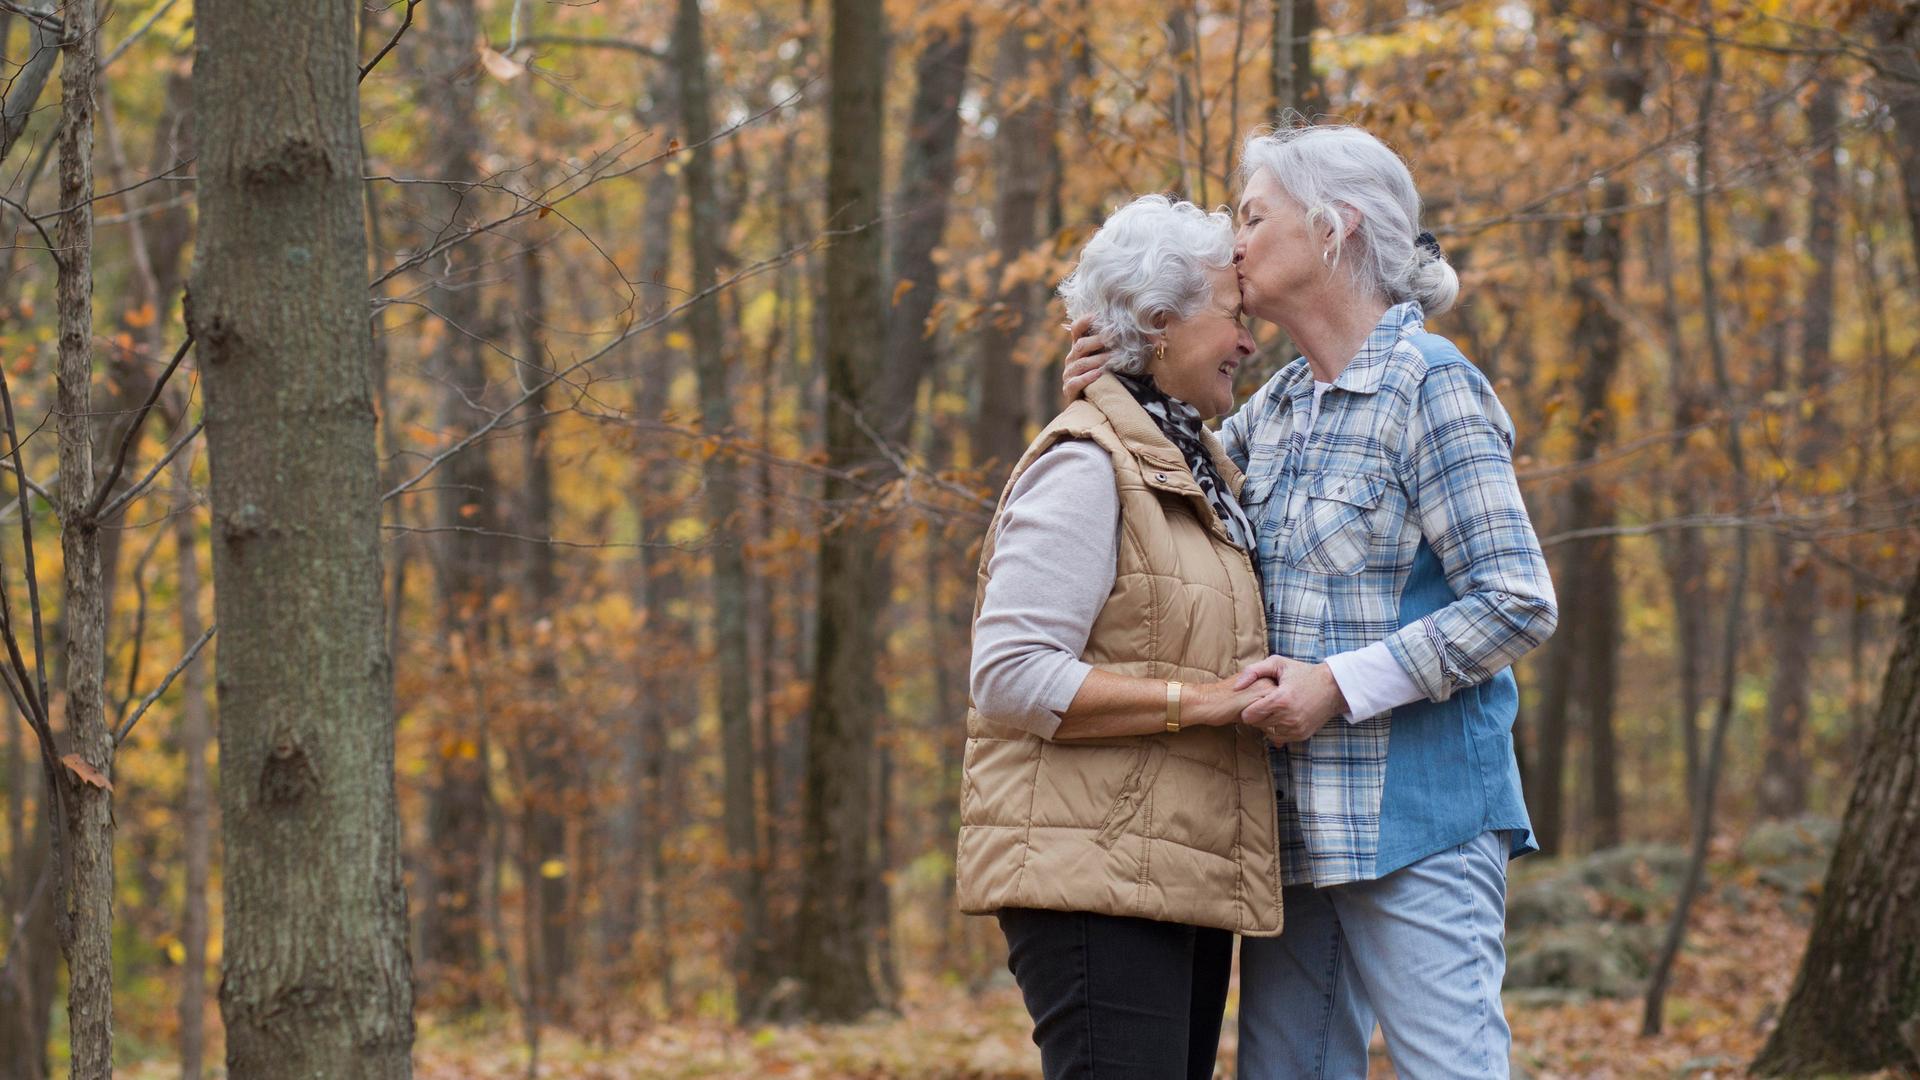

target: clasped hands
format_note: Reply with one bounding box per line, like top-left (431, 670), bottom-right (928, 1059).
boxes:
top-left (1231, 656), bottom-right (1347, 747)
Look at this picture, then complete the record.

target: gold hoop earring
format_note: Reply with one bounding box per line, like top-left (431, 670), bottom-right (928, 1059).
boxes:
top-left (1153, 340), bottom-right (1167, 365)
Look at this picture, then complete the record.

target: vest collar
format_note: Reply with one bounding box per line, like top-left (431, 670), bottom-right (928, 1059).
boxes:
top-left (1083, 373), bottom-right (1247, 498)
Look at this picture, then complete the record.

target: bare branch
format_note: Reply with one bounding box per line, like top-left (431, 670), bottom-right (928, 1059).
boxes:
top-left (114, 625), bottom-right (217, 746)
top-left (0, 360), bottom-right (50, 720)
top-left (98, 419), bottom-right (202, 523)
top-left (100, 0), bottom-right (182, 70)
top-left (86, 333), bottom-right (194, 522)
top-left (512, 34), bottom-right (668, 59)
top-left (359, 0), bottom-right (422, 83)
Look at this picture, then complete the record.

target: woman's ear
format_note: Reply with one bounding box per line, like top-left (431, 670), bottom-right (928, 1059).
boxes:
top-left (1337, 203), bottom-right (1363, 241)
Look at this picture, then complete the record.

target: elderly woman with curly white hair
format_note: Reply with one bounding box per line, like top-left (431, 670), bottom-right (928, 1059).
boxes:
top-left (1065, 125), bottom-right (1560, 1079)
top-left (956, 194), bottom-right (1285, 1079)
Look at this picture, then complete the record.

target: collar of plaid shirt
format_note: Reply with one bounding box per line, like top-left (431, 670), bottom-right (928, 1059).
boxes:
top-left (1283, 300), bottom-right (1424, 400)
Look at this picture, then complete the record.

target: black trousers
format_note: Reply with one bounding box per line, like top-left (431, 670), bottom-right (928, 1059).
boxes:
top-left (997, 907), bottom-right (1234, 1080)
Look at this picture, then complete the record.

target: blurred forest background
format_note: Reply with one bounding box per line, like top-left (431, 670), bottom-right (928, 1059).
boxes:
top-left (1, 0), bottom-right (1917, 1076)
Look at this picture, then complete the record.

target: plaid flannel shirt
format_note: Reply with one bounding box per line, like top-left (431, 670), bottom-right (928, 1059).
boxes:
top-left (1219, 302), bottom-right (1558, 886)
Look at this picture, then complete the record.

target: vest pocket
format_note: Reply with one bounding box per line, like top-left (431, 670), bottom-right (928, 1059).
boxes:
top-left (1092, 740), bottom-right (1170, 849)
top-left (1286, 473), bottom-right (1387, 576)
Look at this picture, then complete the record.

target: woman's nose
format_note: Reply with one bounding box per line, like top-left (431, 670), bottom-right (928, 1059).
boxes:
top-left (1237, 328), bottom-right (1255, 354)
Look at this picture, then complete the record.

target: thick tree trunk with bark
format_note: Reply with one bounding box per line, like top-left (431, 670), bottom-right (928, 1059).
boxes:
top-left (51, 2), bottom-right (115, 1074)
top-left (1752, 554), bottom-right (1920, 1074)
top-left (794, 0), bottom-right (888, 1021)
top-left (187, 0), bottom-right (415, 1074)
top-left (671, 0), bottom-right (772, 1015)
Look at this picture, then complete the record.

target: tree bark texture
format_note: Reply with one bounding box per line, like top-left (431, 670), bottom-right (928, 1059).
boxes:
top-left (671, 0), bottom-right (772, 1014)
top-left (1753, 554), bottom-right (1920, 1074)
top-left (795, 0), bottom-right (890, 1021)
top-left (188, 0), bottom-right (415, 1073)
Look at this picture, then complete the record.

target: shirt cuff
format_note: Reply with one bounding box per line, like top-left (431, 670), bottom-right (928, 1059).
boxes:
top-left (1326, 641), bottom-right (1427, 723)
top-left (1033, 659), bottom-right (1094, 740)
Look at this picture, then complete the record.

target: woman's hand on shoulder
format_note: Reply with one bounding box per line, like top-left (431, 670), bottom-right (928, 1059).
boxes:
top-left (1061, 315), bottom-right (1110, 405)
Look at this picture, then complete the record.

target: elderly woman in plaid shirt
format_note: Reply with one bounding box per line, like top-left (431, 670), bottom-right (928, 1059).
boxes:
top-left (1065, 125), bottom-right (1558, 1079)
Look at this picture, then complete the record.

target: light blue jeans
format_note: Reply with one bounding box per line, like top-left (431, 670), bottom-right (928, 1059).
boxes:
top-left (1236, 830), bottom-right (1513, 1079)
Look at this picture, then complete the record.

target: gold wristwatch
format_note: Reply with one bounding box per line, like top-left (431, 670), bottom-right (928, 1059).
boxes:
top-left (1165, 680), bottom-right (1183, 733)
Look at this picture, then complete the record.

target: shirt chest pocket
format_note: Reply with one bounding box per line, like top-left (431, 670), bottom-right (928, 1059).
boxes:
top-left (1285, 473), bottom-right (1389, 576)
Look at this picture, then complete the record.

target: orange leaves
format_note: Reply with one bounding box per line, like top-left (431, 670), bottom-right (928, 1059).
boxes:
top-left (61, 753), bottom-right (113, 792)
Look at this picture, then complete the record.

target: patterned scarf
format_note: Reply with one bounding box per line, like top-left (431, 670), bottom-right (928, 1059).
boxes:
top-left (1113, 372), bottom-right (1256, 551)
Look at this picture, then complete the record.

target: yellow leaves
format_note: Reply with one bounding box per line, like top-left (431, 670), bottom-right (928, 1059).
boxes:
top-left (539, 859), bottom-right (567, 879)
top-left (891, 279), bottom-right (916, 307)
top-left (665, 516), bottom-right (707, 546)
top-left (124, 301), bottom-right (157, 328)
top-left (666, 331), bottom-right (692, 351)
top-left (438, 735), bottom-right (480, 761)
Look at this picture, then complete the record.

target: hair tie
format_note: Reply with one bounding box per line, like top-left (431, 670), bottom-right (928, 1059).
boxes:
top-left (1416, 230), bottom-right (1445, 263)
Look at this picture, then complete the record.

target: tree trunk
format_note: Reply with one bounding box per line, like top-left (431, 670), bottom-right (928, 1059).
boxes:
top-left (0, 774), bottom-right (56, 1080)
top-left (0, 0), bottom-right (57, 167)
top-left (1649, 201), bottom-right (1711, 804)
top-left (670, 0), bottom-right (771, 1015)
top-left (1268, 0), bottom-right (1323, 121)
top-left (794, 0), bottom-right (889, 1021)
top-left (515, 241), bottom-right (574, 1020)
top-left (51, 0), bottom-right (115, 1072)
top-left (171, 451), bottom-right (213, 1080)
top-left (1642, 14), bottom-right (1747, 1033)
top-left (879, 18), bottom-right (971, 445)
top-left (971, 21), bottom-right (1051, 475)
top-left (883, 15), bottom-right (971, 975)
top-left (1758, 79), bottom-right (1841, 820)
top-left (1532, 8), bottom-right (1644, 853)
top-left (416, 0), bottom-right (494, 1002)
top-left (187, 0), bottom-right (416, 1073)
top-left (1870, 6), bottom-right (1920, 252)
top-left (1752, 554), bottom-right (1920, 1074)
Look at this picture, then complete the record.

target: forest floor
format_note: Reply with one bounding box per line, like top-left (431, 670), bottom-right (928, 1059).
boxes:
top-left (115, 829), bottom-right (1899, 1079)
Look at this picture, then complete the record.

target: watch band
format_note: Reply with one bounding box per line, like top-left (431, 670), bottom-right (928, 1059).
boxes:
top-left (1165, 680), bottom-right (1183, 733)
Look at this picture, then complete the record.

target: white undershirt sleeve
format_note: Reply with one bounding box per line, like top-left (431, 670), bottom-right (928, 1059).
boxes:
top-left (967, 439), bottom-right (1121, 739)
top-left (1325, 642), bottom-right (1429, 722)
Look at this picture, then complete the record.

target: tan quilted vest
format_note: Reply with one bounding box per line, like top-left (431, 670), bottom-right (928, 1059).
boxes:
top-left (955, 374), bottom-right (1283, 936)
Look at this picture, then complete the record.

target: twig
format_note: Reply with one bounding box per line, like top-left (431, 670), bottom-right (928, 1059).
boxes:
top-left (100, 0), bottom-right (181, 70)
top-left (114, 625), bottom-right (216, 746)
top-left (382, 232), bottom-right (833, 503)
top-left (85, 332), bottom-right (193, 523)
top-left (359, 0), bottom-right (421, 83)
top-left (98, 419), bottom-right (202, 523)
top-left (0, 363), bottom-right (50, 717)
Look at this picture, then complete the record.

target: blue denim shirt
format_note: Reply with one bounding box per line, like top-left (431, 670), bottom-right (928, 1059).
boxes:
top-left (1220, 303), bottom-right (1556, 885)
